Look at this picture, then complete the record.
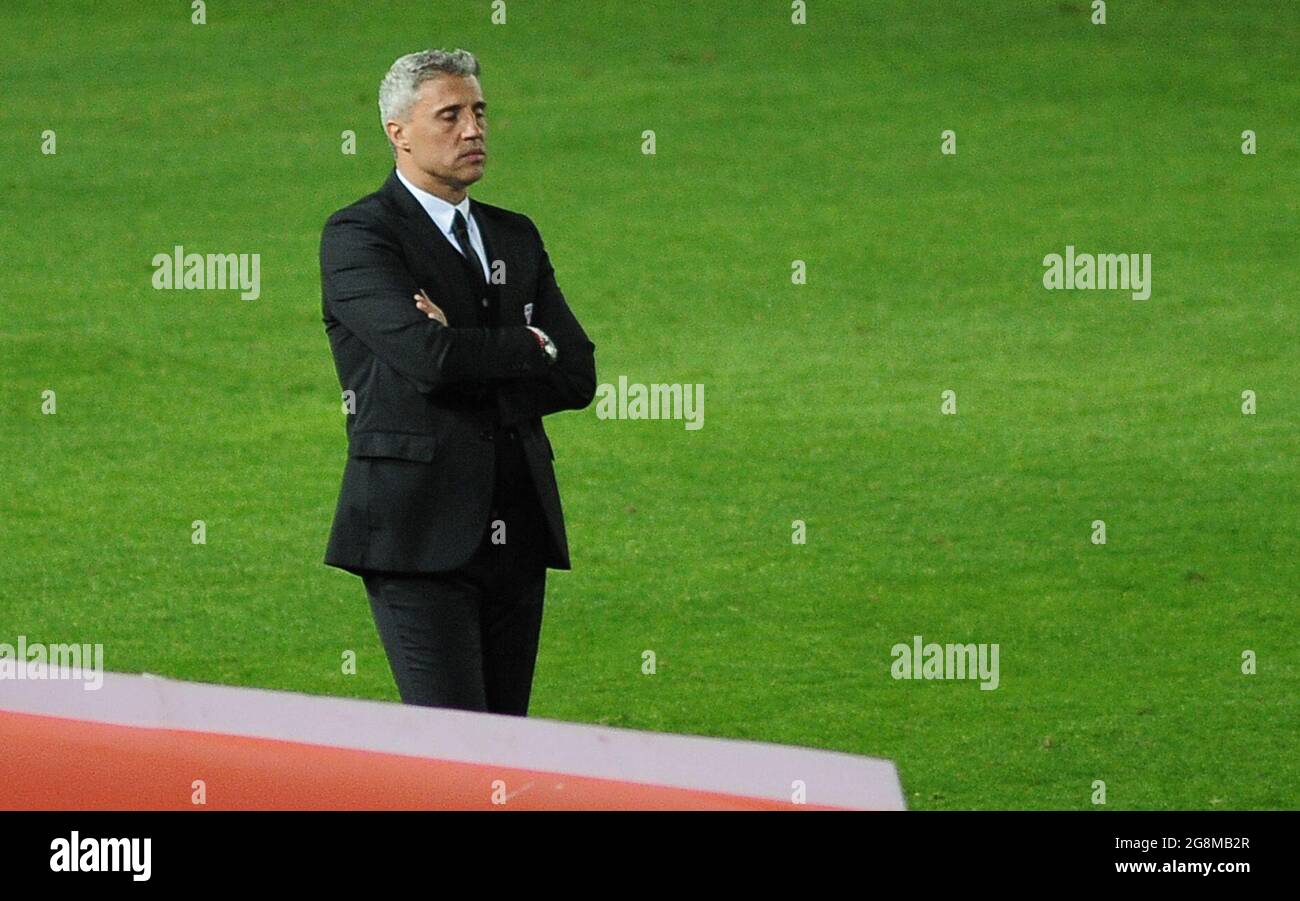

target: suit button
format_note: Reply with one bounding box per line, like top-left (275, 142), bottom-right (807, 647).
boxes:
top-left (480, 429), bottom-right (494, 442)
top-left (480, 298), bottom-right (489, 308)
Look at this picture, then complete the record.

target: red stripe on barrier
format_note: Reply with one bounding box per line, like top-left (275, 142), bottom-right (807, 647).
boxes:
top-left (1, 710), bottom-right (839, 810)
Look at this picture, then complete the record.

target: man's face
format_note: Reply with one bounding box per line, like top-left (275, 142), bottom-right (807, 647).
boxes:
top-left (389, 74), bottom-right (487, 193)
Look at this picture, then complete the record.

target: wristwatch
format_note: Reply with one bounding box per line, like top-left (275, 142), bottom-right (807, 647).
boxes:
top-left (527, 326), bottom-right (558, 365)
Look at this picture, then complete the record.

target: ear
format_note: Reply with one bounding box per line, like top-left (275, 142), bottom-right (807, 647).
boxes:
top-left (385, 119), bottom-right (408, 154)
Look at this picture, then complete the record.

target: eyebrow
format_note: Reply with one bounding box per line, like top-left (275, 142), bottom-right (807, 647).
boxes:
top-left (433, 101), bottom-right (488, 116)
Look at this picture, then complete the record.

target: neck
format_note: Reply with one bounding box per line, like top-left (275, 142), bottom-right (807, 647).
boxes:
top-left (396, 159), bottom-right (466, 205)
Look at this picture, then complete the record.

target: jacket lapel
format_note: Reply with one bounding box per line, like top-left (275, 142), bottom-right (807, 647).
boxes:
top-left (380, 170), bottom-right (477, 312)
top-left (379, 171), bottom-right (526, 325)
top-left (470, 199), bottom-right (527, 326)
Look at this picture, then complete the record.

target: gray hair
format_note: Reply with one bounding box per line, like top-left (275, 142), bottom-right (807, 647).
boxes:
top-left (378, 49), bottom-right (480, 151)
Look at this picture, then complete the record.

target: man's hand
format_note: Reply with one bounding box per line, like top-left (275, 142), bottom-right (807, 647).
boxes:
top-left (414, 288), bottom-right (448, 326)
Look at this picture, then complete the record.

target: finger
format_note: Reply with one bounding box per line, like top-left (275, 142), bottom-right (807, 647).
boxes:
top-left (413, 292), bottom-right (447, 324)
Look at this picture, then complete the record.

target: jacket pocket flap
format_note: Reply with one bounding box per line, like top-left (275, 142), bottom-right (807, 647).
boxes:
top-left (349, 431), bottom-right (436, 462)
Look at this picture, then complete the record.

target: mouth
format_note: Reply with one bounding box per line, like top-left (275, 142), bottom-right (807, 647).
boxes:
top-left (460, 150), bottom-right (486, 162)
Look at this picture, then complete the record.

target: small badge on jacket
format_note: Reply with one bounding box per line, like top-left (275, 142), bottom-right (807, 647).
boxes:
top-left (524, 302), bottom-right (534, 324)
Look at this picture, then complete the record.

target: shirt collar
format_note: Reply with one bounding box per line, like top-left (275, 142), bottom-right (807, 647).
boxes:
top-left (394, 167), bottom-right (471, 235)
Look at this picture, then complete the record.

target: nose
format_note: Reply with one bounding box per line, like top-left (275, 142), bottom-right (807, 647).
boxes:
top-left (462, 113), bottom-right (484, 141)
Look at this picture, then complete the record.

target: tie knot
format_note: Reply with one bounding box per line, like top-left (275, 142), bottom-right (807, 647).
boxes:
top-left (453, 209), bottom-right (470, 235)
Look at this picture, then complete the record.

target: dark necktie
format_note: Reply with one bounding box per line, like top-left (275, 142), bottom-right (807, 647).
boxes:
top-left (452, 209), bottom-right (489, 293)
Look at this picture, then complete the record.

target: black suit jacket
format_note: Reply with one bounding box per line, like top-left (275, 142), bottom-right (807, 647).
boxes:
top-left (320, 170), bottom-right (596, 574)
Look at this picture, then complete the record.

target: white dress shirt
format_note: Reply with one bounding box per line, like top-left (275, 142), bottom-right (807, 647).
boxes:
top-left (394, 167), bottom-right (491, 283)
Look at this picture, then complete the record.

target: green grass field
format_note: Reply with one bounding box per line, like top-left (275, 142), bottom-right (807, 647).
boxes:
top-left (2, 0), bottom-right (1296, 809)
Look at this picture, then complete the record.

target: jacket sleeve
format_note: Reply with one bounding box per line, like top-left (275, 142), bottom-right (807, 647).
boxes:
top-left (496, 218), bottom-right (598, 424)
top-left (321, 209), bottom-right (551, 394)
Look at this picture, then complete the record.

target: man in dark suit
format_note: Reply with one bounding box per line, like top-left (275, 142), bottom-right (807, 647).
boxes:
top-left (319, 49), bottom-right (596, 716)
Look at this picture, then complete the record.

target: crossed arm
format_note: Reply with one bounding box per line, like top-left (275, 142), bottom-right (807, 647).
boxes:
top-left (493, 218), bottom-right (597, 425)
top-left (321, 210), bottom-right (596, 420)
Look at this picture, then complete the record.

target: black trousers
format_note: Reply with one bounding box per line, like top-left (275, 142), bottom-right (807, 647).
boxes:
top-left (362, 427), bottom-right (550, 716)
